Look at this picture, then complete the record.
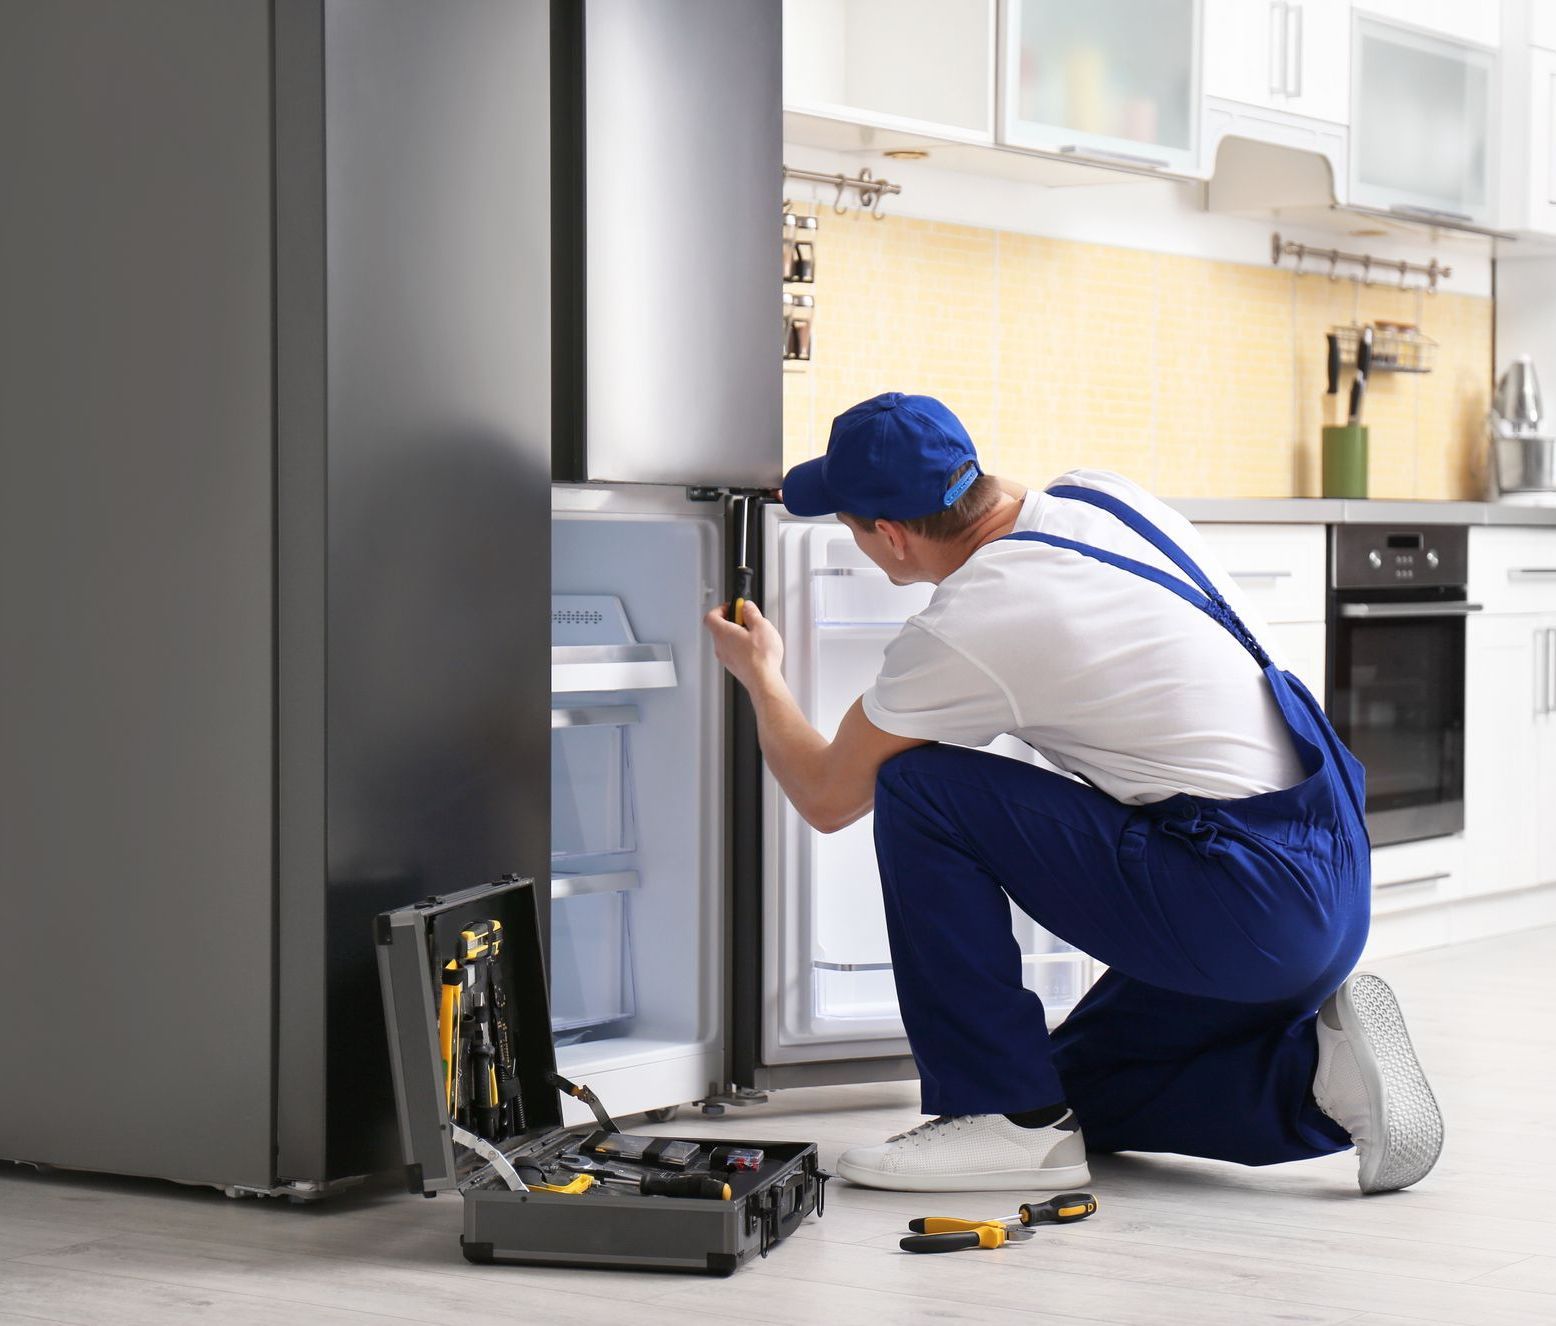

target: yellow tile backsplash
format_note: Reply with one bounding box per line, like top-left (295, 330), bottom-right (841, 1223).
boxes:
top-left (782, 207), bottom-right (1493, 500)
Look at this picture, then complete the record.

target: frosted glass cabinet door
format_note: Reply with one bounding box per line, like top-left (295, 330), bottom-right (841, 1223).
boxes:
top-left (1349, 18), bottom-right (1495, 225)
top-left (1001, 0), bottom-right (1201, 173)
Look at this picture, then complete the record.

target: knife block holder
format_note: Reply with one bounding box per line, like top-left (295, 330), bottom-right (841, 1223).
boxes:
top-left (1322, 425), bottom-right (1369, 498)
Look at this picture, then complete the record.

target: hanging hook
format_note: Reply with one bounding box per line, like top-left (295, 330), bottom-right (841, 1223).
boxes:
top-left (1398, 259), bottom-right (1409, 289)
top-left (832, 173), bottom-right (849, 215)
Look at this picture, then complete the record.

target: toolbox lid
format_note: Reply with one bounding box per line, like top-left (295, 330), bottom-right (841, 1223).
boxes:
top-left (374, 876), bottom-right (562, 1194)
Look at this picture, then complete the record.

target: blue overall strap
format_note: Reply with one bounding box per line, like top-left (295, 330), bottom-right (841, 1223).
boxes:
top-left (1046, 484), bottom-right (1220, 598)
top-left (1001, 531), bottom-right (1221, 619)
top-left (1001, 530), bottom-right (1273, 670)
top-left (1041, 484), bottom-right (1272, 668)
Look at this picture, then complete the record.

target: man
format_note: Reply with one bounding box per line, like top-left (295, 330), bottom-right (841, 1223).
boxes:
top-left (704, 392), bottom-right (1444, 1195)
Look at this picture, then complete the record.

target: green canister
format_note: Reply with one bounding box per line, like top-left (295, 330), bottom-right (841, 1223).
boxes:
top-left (1321, 424), bottom-right (1368, 498)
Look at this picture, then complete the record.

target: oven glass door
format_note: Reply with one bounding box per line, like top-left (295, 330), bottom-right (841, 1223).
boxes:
top-left (1330, 608), bottom-right (1466, 845)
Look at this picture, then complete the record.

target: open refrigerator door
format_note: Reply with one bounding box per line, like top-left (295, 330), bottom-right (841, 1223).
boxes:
top-left (756, 509), bottom-right (1099, 1078)
top-left (547, 485), bottom-right (727, 1123)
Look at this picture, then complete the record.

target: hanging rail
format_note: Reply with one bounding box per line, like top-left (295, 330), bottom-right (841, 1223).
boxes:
top-left (1271, 232), bottom-right (1451, 293)
top-left (783, 165), bottom-right (902, 219)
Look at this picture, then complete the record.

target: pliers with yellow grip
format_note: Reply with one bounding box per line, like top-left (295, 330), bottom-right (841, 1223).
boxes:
top-left (899, 1192), bottom-right (1097, 1254)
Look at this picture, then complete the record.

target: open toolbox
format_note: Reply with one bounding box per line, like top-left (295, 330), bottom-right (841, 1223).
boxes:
top-left (375, 875), bottom-right (826, 1274)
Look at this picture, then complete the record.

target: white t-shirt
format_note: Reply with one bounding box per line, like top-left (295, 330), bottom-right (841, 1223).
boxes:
top-left (861, 469), bottom-right (1307, 805)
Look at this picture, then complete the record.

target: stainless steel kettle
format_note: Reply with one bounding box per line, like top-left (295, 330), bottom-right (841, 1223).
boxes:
top-left (1489, 356), bottom-right (1556, 496)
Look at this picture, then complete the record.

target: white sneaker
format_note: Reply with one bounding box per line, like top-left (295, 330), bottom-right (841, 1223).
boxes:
top-left (835, 1111), bottom-right (1091, 1192)
top-left (1313, 972), bottom-right (1444, 1194)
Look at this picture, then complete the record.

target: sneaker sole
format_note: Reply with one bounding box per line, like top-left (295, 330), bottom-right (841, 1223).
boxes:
top-left (1334, 973), bottom-right (1444, 1194)
top-left (834, 1157), bottom-right (1092, 1193)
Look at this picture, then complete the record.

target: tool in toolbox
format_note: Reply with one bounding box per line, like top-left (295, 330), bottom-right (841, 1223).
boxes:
top-left (708, 1146), bottom-right (764, 1172)
top-left (900, 1192), bottom-right (1098, 1254)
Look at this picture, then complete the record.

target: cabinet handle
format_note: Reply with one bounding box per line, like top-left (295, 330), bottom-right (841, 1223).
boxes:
top-left (1374, 871), bottom-right (1449, 891)
top-left (1229, 569), bottom-right (1294, 581)
top-left (1508, 567), bottom-right (1556, 580)
top-left (1286, 4), bottom-right (1303, 98)
top-left (1057, 145), bottom-right (1171, 170)
top-left (1538, 628), bottom-right (1547, 717)
top-left (1548, 627), bottom-right (1555, 716)
top-left (1269, 0), bottom-right (1287, 97)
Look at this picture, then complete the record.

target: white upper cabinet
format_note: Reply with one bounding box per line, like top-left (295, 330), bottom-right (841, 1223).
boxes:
top-left (1349, 15), bottom-right (1497, 225)
top-left (1352, 0), bottom-right (1499, 48)
top-left (1203, 0), bottom-right (1351, 124)
top-left (782, 0), bottom-right (995, 141)
top-left (999, 0), bottom-right (1203, 173)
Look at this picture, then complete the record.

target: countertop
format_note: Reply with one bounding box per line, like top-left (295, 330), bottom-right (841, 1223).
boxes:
top-left (1165, 497), bottom-right (1556, 526)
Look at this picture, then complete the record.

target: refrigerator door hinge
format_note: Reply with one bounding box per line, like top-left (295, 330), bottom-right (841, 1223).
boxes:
top-left (685, 486), bottom-right (778, 503)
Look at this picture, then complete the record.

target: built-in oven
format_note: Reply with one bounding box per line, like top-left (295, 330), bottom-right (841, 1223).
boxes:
top-left (1326, 524), bottom-right (1482, 848)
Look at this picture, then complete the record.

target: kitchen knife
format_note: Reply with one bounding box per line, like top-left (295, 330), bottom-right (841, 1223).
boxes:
top-left (1326, 333), bottom-right (1340, 427)
top-left (1348, 325), bottom-right (1374, 426)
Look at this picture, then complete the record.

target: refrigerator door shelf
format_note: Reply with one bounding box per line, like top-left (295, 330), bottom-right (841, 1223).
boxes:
top-left (551, 643), bottom-right (677, 693)
top-left (551, 869), bottom-right (640, 900)
top-left (551, 713), bottom-right (637, 862)
top-left (550, 888), bottom-right (636, 1039)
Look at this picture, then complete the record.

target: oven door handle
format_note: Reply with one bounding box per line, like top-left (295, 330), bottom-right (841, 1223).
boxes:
top-left (1337, 602), bottom-right (1484, 618)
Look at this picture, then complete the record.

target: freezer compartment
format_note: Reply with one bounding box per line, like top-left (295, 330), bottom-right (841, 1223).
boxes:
top-left (547, 492), bottom-right (722, 1115)
top-left (763, 517), bottom-right (1099, 1069)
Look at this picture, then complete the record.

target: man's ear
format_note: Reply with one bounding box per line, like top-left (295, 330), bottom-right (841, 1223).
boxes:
top-left (876, 519), bottom-right (910, 562)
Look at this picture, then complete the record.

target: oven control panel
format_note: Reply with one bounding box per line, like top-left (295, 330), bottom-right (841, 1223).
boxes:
top-left (1331, 525), bottom-right (1467, 590)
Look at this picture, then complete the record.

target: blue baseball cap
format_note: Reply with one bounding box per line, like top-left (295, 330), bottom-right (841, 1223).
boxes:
top-left (782, 392), bottom-right (982, 521)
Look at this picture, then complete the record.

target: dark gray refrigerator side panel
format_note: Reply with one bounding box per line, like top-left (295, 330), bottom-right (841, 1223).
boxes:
top-left (577, 0), bottom-right (782, 487)
top-left (0, 1), bottom-right (277, 1186)
top-left (310, 0), bottom-right (554, 1178)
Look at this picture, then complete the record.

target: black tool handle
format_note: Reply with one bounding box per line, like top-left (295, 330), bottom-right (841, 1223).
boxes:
top-left (1020, 1192), bottom-right (1097, 1225)
top-left (728, 566), bottom-right (754, 624)
top-left (640, 1173), bottom-right (731, 1200)
top-left (1326, 333), bottom-right (1340, 395)
top-left (900, 1231), bottom-right (980, 1254)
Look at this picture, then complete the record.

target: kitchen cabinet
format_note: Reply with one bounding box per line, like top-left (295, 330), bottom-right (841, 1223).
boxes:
top-left (1202, 0), bottom-right (1351, 125)
top-left (1463, 528), bottom-right (1556, 899)
top-left (1463, 610), bottom-right (1554, 897)
top-left (782, 0), bottom-right (995, 142)
top-left (1351, 0), bottom-right (1499, 49)
top-left (1498, 15), bottom-right (1556, 237)
top-left (999, 0), bottom-right (1202, 174)
top-left (1349, 15), bottom-right (1497, 226)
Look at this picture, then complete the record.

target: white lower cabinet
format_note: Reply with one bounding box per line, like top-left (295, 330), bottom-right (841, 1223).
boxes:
top-left (1463, 611), bottom-right (1544, 898)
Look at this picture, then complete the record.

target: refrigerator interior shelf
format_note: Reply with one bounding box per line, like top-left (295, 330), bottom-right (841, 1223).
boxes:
top-left (811, 566), bottom-right (933, 627)
top-left (551, 704), bottom-right (640, 729)
top-left (551, 869), bottom-right (641, 899)
top-left (551, 643), bottom-right (677, 693)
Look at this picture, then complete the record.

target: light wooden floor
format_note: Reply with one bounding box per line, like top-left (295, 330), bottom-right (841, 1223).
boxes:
top-left (3, 927), bottom-right (1554, 1326)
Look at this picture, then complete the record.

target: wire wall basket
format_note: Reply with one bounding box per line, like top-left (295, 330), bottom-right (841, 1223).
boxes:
top-left (1331, 322), bottom-right (1437, 375)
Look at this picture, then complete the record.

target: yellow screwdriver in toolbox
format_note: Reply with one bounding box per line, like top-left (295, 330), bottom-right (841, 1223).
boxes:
top-left (900, 1192), bottom-right (1097, 1254)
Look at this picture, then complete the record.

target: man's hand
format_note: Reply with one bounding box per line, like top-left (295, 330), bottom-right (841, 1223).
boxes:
top-left (703, 599), bottom-right (925, 833)
top-left (703, 600), bottom-right (784, 691)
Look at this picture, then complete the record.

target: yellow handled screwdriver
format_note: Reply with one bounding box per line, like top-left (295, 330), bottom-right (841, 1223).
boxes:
top-left (901, 1192), bottom-right (1097, 1253)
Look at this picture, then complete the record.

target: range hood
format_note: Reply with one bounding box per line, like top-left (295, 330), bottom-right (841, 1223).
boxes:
top-left (1207, 136), bottom-right (1517, 251)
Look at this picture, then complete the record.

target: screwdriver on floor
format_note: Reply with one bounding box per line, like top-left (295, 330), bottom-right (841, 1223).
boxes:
top-left (901, 1192), bottom-right (1097, 1253)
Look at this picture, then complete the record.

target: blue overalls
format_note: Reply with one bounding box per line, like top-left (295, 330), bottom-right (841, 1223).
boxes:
top-left (873, 485), bottom-right (1371, 1166)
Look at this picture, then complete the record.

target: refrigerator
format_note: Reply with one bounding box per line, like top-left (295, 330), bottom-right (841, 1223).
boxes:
top-left (1, 0), bottom-right (552, 1195)
top-left (0, 0), bottom-right (1095, 1190)
top-left (546, 0), bottom-right (1097, 1122)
